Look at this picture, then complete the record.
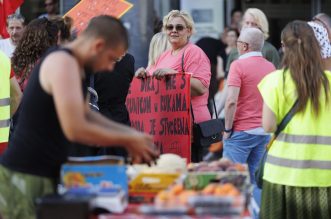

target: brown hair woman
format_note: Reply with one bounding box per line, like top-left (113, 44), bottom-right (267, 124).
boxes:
top-left (258, 20), bottom-right (331, 219)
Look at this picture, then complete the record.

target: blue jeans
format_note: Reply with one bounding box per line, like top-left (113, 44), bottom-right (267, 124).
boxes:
top-left (223, 131), bottom-right (270, 184)
top-left (223, 131), bottom-right (270, 219)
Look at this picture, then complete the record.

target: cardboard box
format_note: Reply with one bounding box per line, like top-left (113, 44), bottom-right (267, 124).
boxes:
top-left (60, 156), bottom-right (128, 195)
top-left (129, 173), bottom-right (180, 203)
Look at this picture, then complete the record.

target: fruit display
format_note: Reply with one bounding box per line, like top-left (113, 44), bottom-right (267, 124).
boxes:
top-left (155, 182), bottom-right (241, 205)
top-left (155, 184), bottom-right (196, 206)
top-left (185, 159), bottom-right (249, 190)
top-left (135, 158), bottom-right (251, 217)
top-left (187, 159), bottom-right (247, 172)
top-left (190, 183), bottom-right (245, 216)
top-left (128, 154), bottom-right (187, 204)
top-left (149, 181), bottom-right (245, 216)
top-left (201, 183), bottom-right (240, 196)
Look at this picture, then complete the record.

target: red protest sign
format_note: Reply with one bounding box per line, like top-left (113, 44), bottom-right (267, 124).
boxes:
top-left (126, 74), bottom-right (192, 162)
top-left (65, 0), bottom-right (133, 34)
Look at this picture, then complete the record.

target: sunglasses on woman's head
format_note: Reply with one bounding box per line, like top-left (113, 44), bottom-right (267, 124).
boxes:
top-left (165, 24), bottom-right (186, 31)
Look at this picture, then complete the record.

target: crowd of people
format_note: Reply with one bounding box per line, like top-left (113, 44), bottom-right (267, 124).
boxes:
top-left (0, 1), bottom-right (331, 219)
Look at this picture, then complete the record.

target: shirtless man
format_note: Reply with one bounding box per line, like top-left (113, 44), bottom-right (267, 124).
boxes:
top-left (0, 15), bottom-right (158, 219)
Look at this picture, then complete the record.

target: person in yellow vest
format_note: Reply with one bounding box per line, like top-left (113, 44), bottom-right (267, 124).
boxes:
top-left (258, 20), bottom-right (331, 219)
top-left (0, 51), bottom-right (21, 154)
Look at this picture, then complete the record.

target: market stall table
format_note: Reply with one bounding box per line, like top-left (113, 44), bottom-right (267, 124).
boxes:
top-left (97, 204), bottom-right (251, 219)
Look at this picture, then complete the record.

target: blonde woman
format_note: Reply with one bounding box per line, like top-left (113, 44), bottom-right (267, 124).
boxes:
top-left (136, 10), bottom-right (211, 162)
top-left (147, 32), bottom-right (170, 67)
top-left (225, 8), bottom-right (280, 73)
top-left (135, 32), bottom-right (169, 78)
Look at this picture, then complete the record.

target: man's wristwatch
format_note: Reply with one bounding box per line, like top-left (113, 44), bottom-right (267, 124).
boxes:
top-left (224, 128), bottom-right (233, 133)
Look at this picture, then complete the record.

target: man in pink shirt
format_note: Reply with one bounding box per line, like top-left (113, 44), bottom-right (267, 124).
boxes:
top-left (223, 27), bottom-right (275, 184)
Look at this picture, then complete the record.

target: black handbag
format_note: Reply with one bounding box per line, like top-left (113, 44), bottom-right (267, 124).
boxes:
top-left (191, 99), bottom-right (224, 147)
top-left (180, 49), bottom-right (224, 147)
top-left (255, 99), bottom-right (298, 189)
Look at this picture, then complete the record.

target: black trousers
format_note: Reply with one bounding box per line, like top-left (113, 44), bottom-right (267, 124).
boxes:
top-left (191, 141), bottom-right (209, 163)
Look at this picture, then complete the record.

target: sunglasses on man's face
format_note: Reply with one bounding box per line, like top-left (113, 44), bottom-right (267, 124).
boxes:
top-left (165, 24), bottom-right (186, 32)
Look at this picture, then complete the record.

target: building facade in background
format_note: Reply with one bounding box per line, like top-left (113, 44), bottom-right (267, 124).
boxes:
top-left (19, 0), bottom-right (331, 68)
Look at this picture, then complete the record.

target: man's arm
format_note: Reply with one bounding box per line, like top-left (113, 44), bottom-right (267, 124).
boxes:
top-left (10, 77), bottom-right (22, 116)
top-left (40, 52), bottom-right (158, 164)
top-left (223, 86), bottom-right (240, 139)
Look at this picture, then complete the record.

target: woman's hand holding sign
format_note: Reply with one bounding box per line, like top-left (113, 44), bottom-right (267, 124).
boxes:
top-left (153, 68), bottom-right (177, 80)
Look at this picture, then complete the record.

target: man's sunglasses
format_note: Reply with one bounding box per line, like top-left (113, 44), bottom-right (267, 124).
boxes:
top-left (165, 24), bottom-right (186, 32)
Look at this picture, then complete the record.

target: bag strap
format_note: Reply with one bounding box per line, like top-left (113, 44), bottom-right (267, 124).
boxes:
top-left (182, 50), bottom-right (195, 122)
top-left (181, 50), bottom-right (185, 73)
top-left (190, 102), bottom-right (196, 122)
top-left (89, 74), bottom-right (95, 88)
top-left (212, 97), bottom-right (218, 119)
top-left (191, 97), bottom-right (219, 120)
top-left (268, 99), bottom-right (298, 150)
top-left (275, 99), bottom-right (298, 136)
top-left (186, 52), bottom-right (219, 122)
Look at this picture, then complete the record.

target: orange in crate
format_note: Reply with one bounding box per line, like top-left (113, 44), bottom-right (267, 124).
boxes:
top-left (201, 184), bottom-right (217, 195)
top-left (170, 184), bottom-right (184, 195)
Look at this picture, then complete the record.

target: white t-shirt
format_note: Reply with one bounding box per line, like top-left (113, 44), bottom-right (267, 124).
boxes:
top-left (0, 38), bottom-right (15, 58)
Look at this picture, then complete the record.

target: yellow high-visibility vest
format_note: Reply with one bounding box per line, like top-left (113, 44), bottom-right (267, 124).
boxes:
top-left (258, 69), bottom-right (331, 187)
top-left (0, 51), bottom-right (11, 143)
